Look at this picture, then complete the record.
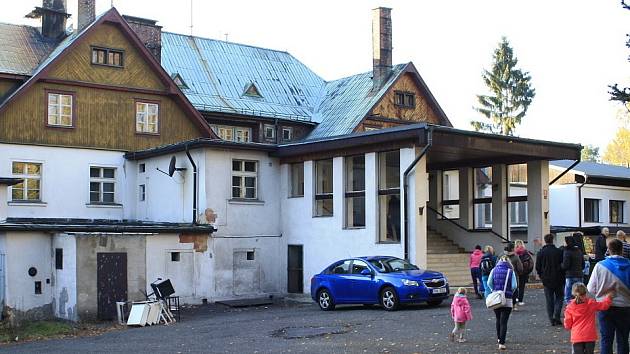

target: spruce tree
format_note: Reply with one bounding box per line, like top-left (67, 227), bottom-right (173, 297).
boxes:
top-left (471, 37), bottom-right (536, 136)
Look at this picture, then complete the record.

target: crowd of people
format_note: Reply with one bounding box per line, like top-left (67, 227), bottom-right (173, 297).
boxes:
top-left (450, 228), bottom-right (630, 353)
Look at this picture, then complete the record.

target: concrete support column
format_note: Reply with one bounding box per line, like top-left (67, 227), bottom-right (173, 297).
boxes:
top-left (459, 167), bottom-right (473, 229)
top-left (492, 164), bottom-right (508, 240)
top-left (0, 186), bottom-right (7, 221)
top-left (527, 160), bottom-right (550, 245)
top-left (413, 153), bottom-right (429, 268)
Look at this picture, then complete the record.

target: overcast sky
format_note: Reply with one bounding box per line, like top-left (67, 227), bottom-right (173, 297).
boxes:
top-left (5, 1), bottom-right (629, 153)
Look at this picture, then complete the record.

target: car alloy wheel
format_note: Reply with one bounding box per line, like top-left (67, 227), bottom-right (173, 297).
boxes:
top-left (380, 287), bottom-right (399, 311)
top-left (318, 289), bottom-right (335, 311)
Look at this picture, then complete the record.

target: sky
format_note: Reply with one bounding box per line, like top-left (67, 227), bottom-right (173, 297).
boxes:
top-left (4, 1), bottom-right (630, 153)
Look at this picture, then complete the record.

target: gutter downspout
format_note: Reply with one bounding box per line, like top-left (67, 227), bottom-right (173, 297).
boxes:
top-left (578, 175), bottom-right (587, 228)
top-left (185, 144), bottom-right (198, 224)
top-left (402, 127), bottom-right (433, 261)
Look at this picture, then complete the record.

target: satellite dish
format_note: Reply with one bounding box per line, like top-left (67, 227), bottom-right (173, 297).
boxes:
top-left (168, 156), bottom-right (177, 177)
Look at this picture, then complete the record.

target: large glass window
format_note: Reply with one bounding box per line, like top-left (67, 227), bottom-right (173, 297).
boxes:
top-left (508, 164), bottom-right (528, 227)
top-left (473, 167), bottom-right (492, 229)
top-left (11, 162), bottom-right (42, 201)
top-left (584, 198), bottom-right (600, 223)
top-left (90, 167), bottom-right (116, 203)
top-left (232, 160), bottom-right (258, 199)
top-left (441, 170), bottom-right (460, 219)
top-left (289, 162), bottom-right (304, 198)
top-left (314, 159), bottom-right (333, 216)
top-left (379, 151), bottom-right (401, 242)
top-left (610, 200), bottom-right (625, 224)
top-left (345, 155), bottom-right (365, 228)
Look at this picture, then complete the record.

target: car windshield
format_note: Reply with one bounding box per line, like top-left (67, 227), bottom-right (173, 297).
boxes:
top-left (368, 258), bottom-right (419, 273)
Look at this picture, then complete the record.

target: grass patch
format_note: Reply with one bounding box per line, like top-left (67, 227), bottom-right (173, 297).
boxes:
top-left (0, 321), bottom-right (74, 343)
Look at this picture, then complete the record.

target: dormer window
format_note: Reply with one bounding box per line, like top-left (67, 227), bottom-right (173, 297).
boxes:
top-left (243, 83), bottom-right (262, 98)
top-left (91, 47), bottom-right (124, 67)
top-left (172, 73), bottom-right (188, 89)
top-left (394, 91), bottom-right (415, 109)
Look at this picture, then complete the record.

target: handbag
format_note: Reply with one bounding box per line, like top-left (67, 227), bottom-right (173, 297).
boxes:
top-left (486, 269), bottom-right (511, 309)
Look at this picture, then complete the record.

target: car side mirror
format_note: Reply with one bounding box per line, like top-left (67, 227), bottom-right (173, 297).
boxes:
top-left (360, 269), bottom-right (372, 276)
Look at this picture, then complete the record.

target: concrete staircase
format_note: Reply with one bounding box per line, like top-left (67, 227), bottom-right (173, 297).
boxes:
top-left (426, 230), bottom-right (472, 287)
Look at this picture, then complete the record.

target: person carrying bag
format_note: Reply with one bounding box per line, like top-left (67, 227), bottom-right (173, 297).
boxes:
top-left (486, 256), bottom-right (518, 350)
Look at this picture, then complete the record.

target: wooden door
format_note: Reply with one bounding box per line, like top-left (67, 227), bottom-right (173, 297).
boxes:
top-left (287, 245), bottom-right (303, 293)
top-left (97, 253), bottom-right (127, 320)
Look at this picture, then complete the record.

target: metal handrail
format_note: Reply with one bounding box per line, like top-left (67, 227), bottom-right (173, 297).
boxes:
top-left (426, 204), bottom-right (510, 243)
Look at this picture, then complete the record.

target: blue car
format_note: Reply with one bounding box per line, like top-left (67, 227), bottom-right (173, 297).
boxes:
top-left (310, 256), bottom-right (449, 311)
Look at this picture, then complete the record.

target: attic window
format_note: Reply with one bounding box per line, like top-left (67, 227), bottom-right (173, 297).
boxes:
top-left (243, 83), bottom-right (262, 98)
top-left (394, 91), bottom-right (415, 109)
top-left (172, 73), bottom-right (188, 89)
top-left (91, 47), bottom-right (124, 67)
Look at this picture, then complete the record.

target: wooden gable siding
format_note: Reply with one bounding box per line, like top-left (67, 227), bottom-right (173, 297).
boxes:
top-left (0, 82), bottom-right (202, 151)
top-left (46, 23), bottom-right (165, 91)
top-left (357, 73), bottom-right (442, 132)
top-left (0, 79), bottom-right (20, 100)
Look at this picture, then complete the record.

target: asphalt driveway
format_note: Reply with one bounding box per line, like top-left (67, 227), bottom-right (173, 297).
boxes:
top-left (2, 288), bottom-right (572, 353)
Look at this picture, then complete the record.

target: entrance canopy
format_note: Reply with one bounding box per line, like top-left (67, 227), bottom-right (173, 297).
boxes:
top-left (274, 123), bottom-right (582, 165)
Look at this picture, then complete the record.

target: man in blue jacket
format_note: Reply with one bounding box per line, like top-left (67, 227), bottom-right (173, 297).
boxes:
top-left (588, 238), bottom-right (630, 354)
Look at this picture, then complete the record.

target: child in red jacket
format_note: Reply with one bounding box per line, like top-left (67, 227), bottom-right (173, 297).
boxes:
top-left (450, 287), bottom-right (472, 343)
top-left (564, 283), bottom-right (614, 354)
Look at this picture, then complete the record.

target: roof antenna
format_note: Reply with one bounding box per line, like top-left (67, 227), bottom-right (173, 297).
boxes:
top-left (189, 0), bottom-right (194, 36)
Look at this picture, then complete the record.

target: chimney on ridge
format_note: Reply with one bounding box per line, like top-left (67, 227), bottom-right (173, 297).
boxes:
top-left (372, 7), bottom-right (393, 90)
top-left (77, 0), bottom-right (96, 32)
top-left (26, 0), bottom-right (70, 39)
top-left (123, 15), bottom-right (163, 63)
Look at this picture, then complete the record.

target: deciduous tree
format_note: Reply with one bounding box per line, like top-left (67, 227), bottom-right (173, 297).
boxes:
top-left (603, 128), bottom-right (630, 167)
top-left (581, 145), bottom-right (601, 162)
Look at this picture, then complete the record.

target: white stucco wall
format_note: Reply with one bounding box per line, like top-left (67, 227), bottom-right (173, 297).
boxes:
top-left (581, 184), bottom-right (630, 227)
top-left (1, 143), bottom-right (131, 220)
top-left (281, 148), bottom-right (419, 293)
top-left (3, 232), bottom-right (53, 317)
top-left (549, 184), bottom-right (579, 226)
top-left (549, 183), bottom-right (630, 228)
top-left (52, 233), bottom-right (77, 321)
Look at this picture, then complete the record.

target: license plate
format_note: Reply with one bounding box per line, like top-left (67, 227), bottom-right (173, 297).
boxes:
top-left (432, 288), bottom-right (447, 294)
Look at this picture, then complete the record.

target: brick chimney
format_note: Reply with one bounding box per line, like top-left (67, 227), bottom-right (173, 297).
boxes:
top-left (25, 0), bottom-right (70, 39)
top-left (372, 7), bottom-right (393, 90)
top-left (123, 15), bottom-right (162, 63)
top-left (77, 0), bottom-right (96, 32)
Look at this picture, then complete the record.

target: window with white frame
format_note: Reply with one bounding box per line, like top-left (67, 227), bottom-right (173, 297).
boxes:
top-left (282, 127), bottom-right (293, 141)
top-left (90, 167), bottom-right (116, 203)
top-left (289, 162), bottom-right (304, 197)
top-left (345, 155), bottom-right (365, 228)
top-left (508, 164), bottom-right (528, 228)
top-left (232, 160), bottom-right (257, 199)
top-left (441, 170), bottom-right (460, 219)
top-left (314, 159), bottom-right (333, 216)
top-left (212, 125), bottom-right (251, 143)
top-left (264, 124), bottom-right (275, 140)
top-left (378, 151), bottom-right (401, 242)
top-left (135, 101), bottom-right (159, 134)
top-left (11, 162), bottom-right (42, 201)
top-left (47, 92), bottom-right (73, 127)
top-left (473, 167), bottom-right (492, 229)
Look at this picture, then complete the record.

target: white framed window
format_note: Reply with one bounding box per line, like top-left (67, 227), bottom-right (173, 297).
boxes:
top-left (282, 127), bottom-right (293, 141)
top-left (378, 151), bottom-right (400, 242)
top-left (264, 124), bottom-right (275, 140)
top-left (584, 198), bottom-right (600, 223)
top-left (11, 161), bottom-right (42, 201)
top-left (139, 184), bottom-right (146, 202)
top-left (232, 160), bottom-right (258, 199)
top-left (90, 167), bottom-right (116, 203)
top-left (345, 155), bottom-right (365, 228)
top-left (135, 101), bottom-right (159, 134)
top-left (314, 159), bottom-right (333, 217)
top-left (139, 163), bottom-right (145, 173)
top-left (47, 92), bottom-right (73, 127)
top-left (289, 162), bottom-right (304, 198)
top-left (235, 127), bottom-right (251, 143)
top-left (212, 125), bottom-right (251, 143)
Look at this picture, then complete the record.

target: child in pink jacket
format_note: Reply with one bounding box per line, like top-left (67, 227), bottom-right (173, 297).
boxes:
top-left (450, 287), bottom-right (473, 343)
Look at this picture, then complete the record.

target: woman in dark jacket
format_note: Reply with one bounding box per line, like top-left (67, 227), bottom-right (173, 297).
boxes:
top-left (561, 235), bottom-right (584, 303)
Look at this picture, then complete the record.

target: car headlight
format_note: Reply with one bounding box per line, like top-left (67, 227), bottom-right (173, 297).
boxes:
top-left (402, 279), bottom-right (419, 287)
